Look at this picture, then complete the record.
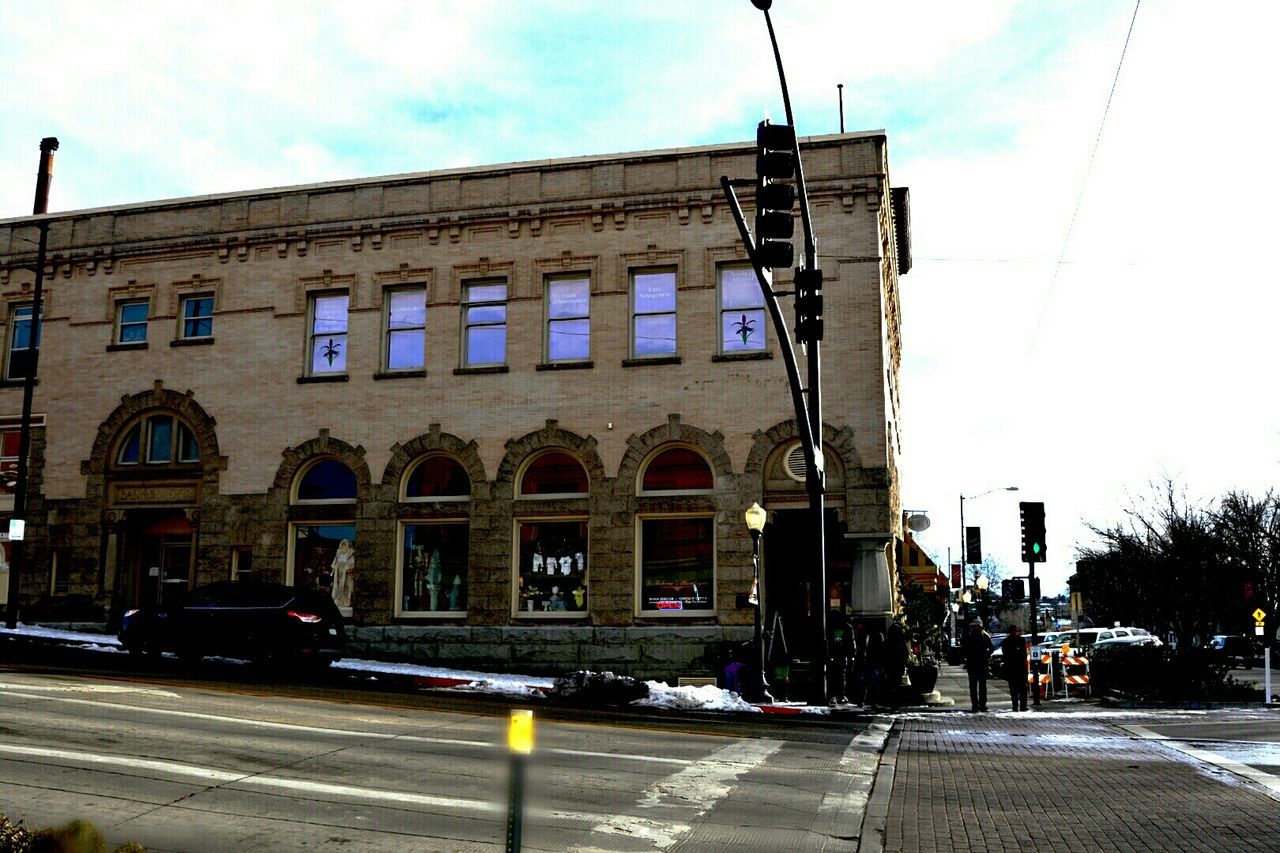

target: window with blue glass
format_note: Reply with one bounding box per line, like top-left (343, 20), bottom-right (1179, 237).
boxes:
top-left (630, 270), bottom-right (677, 357)
top-left (115, 414), bottom-right (200, 466)
top-left (180, 294), bottom-right (214, 340)
top-left (116, 300), bottom-right (149, 345)
top-left (462, 281), bottom-right (507, 367)
top-left (546, 276), bottom-right (590, 362)
top-left (385, 288), bottom-right (426, 371)
top-left (718, 266), bottom-right (766, 353)
top-left (309, 293), bottom-right (348, 375)
top-left (6, 303), bottom-right (40, 380)
top-left (296, 458), bottom-right (357, 502)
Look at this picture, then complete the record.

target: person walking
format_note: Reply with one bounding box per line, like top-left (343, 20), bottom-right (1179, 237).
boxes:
top-left (1000, 625), bottom-right (1030, 711)
top-left (960, 620), bottom-right (993, 711)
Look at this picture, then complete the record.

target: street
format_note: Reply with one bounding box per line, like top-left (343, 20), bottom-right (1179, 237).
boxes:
top-left (0, 667), bottom-right (881, 852)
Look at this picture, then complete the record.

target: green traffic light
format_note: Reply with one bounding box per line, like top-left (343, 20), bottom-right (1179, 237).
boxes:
top-left (1033, 542), bottom-right (1041, 554)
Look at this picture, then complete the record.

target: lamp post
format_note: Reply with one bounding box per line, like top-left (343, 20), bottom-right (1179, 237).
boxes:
top-left (976, 573), bottom-right (990, 626)
top-left (958, 486), bottom-right (1018, 590)
top-left (744, 502), bottom-right (773, 703)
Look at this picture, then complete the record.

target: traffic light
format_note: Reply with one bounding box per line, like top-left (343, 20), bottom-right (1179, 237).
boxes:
top-left (1002, 578), bottom-right (1025, 603)
top-left (1029, 577), bottom-right (1041, 601)
top-left (1019, 501), bottom-right (1046, 563)
top-left (754, 120), bottom-right (797, 270)
top-left (794, 267), bottom-right (823, 342)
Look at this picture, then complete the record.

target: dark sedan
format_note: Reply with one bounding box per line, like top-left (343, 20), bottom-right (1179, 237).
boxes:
top-left (120, 581), bottom-right (345, 668)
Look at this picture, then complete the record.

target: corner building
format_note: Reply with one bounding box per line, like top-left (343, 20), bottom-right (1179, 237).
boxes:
top-left (0, 132), bottom-right (910, 678)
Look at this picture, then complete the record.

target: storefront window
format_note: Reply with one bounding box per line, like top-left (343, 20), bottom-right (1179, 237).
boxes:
top-left (515, 519), bottom-right (588, 616)
top-left (639, 516), bottom-right (715, 614)
top-left (296, 459), bottom-right (357, 502)
top-left (518, 450), bottom-right (588, 497)
top-left (292, 523), bottom-right (356, 609)
top-left (400, 521), bottom-right (468, 615)
top-left (640, 446), bottom-right (713, 492)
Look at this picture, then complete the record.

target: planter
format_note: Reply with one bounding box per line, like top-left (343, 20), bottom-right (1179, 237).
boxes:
top-left (907, 663), bottom-right (938, 694)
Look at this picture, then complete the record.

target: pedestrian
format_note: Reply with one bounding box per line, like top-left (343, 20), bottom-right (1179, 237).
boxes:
top-left (1000, 625), bottom-right (1030, 711)
top-left (884, 620), bottom-right (909, 709)
top-left (960, 620), bottom-right (993, 711)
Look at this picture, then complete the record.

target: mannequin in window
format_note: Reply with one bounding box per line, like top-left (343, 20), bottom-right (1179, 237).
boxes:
top-left (426, 548), bottom-right (442, 610)
top-left (330, 539), bottom-right (355, 610)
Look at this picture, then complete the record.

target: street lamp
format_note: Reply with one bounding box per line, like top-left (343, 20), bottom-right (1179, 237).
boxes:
top-left (958, 486), bottom-right (1018, 591)
top-left (743, 502), bottom-right (773, 703)
top-left (976, 574), bottom-right (990, 625)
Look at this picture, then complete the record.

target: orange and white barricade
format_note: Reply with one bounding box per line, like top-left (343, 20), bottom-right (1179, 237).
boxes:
top-left (1061, 653), bottom-right (1091, 697)
top-left (1026, 652), bottom-right (1053, 698)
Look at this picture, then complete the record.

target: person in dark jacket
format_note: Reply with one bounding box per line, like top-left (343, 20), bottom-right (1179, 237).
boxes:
top-left (1000, 625), bottom-right (1030, 711)
top-left (960, 621), bottom-right (993, 711)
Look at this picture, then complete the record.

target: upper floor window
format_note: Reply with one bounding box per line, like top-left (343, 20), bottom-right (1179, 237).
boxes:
top-left (385, 287), bottom-right (426, 371)
top-left (5, 303), bottom-right (39, 381)
top-left (403, 454), bottom-right (470, 501)
top-left (294, 458), bottom-right (357, 503)
top-left (462, 281), bottom-right (506, 367)
top-left (179, 294), bottom-right (214, 340)
top-left (546, 276), bottom-right (590, 363)
top-left (309, 293), bottom-right (348, 375)
top-left (518, 450), bottom-right (588, 497)
top-left (639, 446), bottom-right (714, 493)
top-left (116, 414), bottom-right (199, 466)
top-left (631, 270), bottom-right (676, 358)
top-left (718, 266), bottom-right (766, 354)
top-left (116, 299), bottom-right (149, 345)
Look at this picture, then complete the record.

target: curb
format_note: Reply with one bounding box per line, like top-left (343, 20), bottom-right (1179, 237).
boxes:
top-left (855, 717), bottom-right (900, 853)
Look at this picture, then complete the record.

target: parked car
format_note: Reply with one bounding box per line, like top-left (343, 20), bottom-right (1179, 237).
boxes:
top-left (1204, 634), bottom-right (1263, 668)
top-left (120, 581), bottom-right (345, 668)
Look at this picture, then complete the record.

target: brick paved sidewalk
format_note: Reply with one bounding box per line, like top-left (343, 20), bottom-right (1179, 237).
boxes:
top-left (871, 710), bottom-right (1279, 853)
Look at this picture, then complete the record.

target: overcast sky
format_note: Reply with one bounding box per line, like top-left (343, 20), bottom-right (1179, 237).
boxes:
top-left (3, 1), bottom-right (1277, 595)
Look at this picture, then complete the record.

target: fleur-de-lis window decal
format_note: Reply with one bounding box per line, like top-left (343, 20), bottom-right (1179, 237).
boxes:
top-left (732, 314), bottom-right (756, 346)
top-left (321, 338), bottom-right (342, 366)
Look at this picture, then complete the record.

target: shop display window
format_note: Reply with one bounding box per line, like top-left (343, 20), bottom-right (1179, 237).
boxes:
top-left (404, 455), bottom-right (470, 500)
top-left (291, 523), bottom-right (356, 606)
top-left (639, 516), bottom-right (715, 614)
top-left (400, 521), bottom-right (468, 615)
top-left (515, 519), bottom-right (588, 616)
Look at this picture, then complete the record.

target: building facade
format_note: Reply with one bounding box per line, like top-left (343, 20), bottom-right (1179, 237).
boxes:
top-left (0, 132), bottom-right (909, 678)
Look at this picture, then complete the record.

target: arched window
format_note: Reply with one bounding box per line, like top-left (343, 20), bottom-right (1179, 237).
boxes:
top-left (640, 446), bottom-right (713, 493)
top-left (295, 458), bottom-right (356, 502)
top-left (518, 450), bottom-right (588, 497)
top-left (115, 414), bottom-right (199, 466)
top-left (404, 454), bottom-right (471, 500)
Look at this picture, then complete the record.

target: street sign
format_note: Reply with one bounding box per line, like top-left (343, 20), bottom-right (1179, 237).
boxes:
top-left (7, 519), bottom-right (23, 542)
top-left (1253, 607), bottom-right (1267, 622)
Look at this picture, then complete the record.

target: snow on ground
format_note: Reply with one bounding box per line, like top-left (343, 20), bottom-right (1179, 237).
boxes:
top-left (0, 622), bottom-right (766, 712)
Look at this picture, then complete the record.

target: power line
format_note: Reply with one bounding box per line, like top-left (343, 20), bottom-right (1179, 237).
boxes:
top-left (1027, 0), bottom-right (1143, 356)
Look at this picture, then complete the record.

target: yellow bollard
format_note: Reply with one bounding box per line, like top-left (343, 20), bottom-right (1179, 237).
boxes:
top-left (505, 710), bottom-right (533, 852)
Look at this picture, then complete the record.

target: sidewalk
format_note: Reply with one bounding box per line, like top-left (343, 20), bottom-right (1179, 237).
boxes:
top-left (858, 663), bottom-right (1280, 853)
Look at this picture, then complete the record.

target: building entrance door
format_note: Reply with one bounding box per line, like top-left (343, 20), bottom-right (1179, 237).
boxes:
top-left (121, 511), bottom-right (193, 609)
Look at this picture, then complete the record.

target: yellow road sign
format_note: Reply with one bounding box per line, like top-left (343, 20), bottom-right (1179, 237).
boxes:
top-left (1253, 608), bottom-right (1267, 622)
top-left (509, 709), bottom-right (534, 754)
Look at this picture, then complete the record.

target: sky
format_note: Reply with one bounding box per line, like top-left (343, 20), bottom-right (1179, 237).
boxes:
top-left (3, 1), bottom-right (1278, 595)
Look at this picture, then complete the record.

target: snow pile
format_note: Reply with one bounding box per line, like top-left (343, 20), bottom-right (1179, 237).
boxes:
top-left (635, 681), bottom-right (762, 713)
top-left (0, 623), bottom-right (121, 646)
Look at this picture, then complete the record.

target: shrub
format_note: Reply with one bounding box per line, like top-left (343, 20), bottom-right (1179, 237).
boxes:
top-left (0, 817), bottom-right (144, 853)
top-left (1090, 645), bottom-right (1261, 703)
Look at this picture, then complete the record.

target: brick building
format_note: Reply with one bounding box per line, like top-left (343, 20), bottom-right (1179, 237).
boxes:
top-left (0, 131), bottom-right (909, 678)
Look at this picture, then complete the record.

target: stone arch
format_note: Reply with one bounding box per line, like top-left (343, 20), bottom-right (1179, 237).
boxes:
top-left (272, 429), bottom-right (373, 502)
top-left (616, 414), bottom-right (733, 491)
top-left (494, 419), bottom-right (606, 499)
top-left (744, 419), bottom-right (858, 495)
top-left (84, 381), bottom-right (226, 481)
top-left (381, 423), bottom-right (487, 498)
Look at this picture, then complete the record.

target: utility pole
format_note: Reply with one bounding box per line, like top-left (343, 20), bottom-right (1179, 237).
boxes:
top-left (5, 137), bottom-right (58, 629)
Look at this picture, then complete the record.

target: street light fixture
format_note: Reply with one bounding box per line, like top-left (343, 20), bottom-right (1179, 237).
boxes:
top-left (958, 486), bottom-right (1018, 591)
top-left (743, 502), bottom-right (773, 703)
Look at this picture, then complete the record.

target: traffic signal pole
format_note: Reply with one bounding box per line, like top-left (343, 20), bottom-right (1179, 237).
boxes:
top-left (1028, 559), bottom-right (1040, 707)
top-left (716, 0), bottom-right (828, 704)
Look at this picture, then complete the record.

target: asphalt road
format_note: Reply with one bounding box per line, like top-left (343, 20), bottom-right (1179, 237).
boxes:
top-left (0, 666), bottom-right (882, 852)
